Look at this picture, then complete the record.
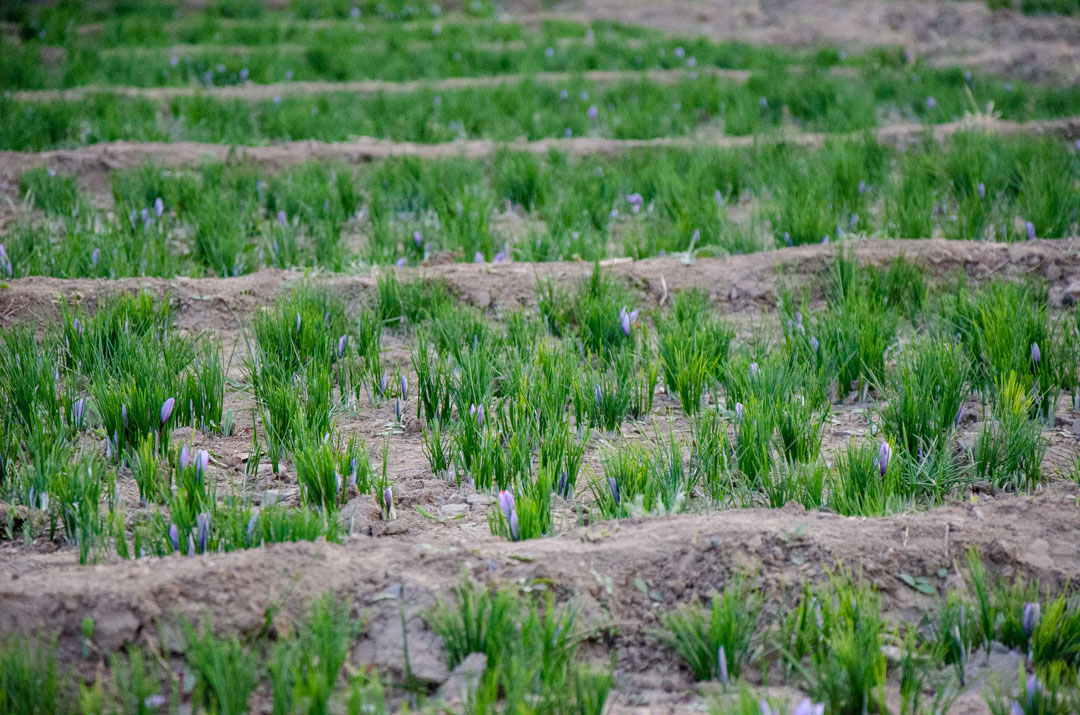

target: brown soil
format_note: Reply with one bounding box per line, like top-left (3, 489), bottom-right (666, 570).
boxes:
top-left (507, 0), bottom-right (1080, 84)
top-left (2, 239), bottom-right (1080, 710)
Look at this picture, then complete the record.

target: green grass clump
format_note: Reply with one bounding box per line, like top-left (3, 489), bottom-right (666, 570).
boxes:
top-left (425, 579), bottom-right (611, 714)
top-left (658, 288), bottom-right (734, 415)
top-left (0, 632), bottom-right (69, 715)
top-left (659, 571), bottom-right (762, 682)
top-left (975, 372), bottom-right (1046, 490)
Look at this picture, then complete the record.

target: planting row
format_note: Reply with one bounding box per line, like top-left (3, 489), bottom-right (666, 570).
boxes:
top-left (4, 556), bottom-right (1080, 713)
top-left (2, 257), bottom-right (1076, 563)
top-left (8, 134), bottom-right (1079, 278)
top-left (6, 62), bottom-right (1080, 150)
top-left (4, 16), bottom-right (784, 89)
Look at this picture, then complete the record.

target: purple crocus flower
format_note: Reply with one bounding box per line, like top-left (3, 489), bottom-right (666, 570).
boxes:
top-left (1022, 602), bottom-right (1040, 637)
top-left (473, 252), bottom-right (485, 263)
top-left (558, 470), bottom-right (569, 497)
top-left (878, 441), bottom-right (892, 476)
top-left (715, 189), bottom-right (724, 206)
top-left (717, 646), bottom-right (728, 683)
top-left (594, 384), bottom-right (603, 405)
top-left (587, 105), bottom-right (598, 121)
top-left (792, 699), bottom-right (825, 715)
top-left (394, 399), bottom-right (402, 422)
top-left (734, 402), bottom-right (744, 420)
top-left (749, 362), bottom-right (760, 377)
top-left (977, 182), bottom-right (985, 199)
top-left (809, 336), bottom-right (820, 352)
top-left (90, 248), bottom-right (100, 266)
top-left (194, 449), bottom-right (209, 480)
top-left (72, 398), bottom-right (86, 428)
top-left (759, 700), bottom-right (779, 715)
top-left (160, 398), bottom-right (174, 427)
top-left (413, 230), bottom-right (423, 246)
top-left (1031, 342), bottom-right (1040, 366)
top-left (179, 444), bottom-right (190, 471)
top-left (498, 490), bottom-right (516, 521)
top-left (196, 512), bottom-right (209, 553)
top-left (383, 487), bottom-right (394, 514)
top-left (509, 510), bottom-right (519, 540)
top-left (379, 373), bottom-right (388, 396)
top-left (169, 55), bottom-right (179, 67)
top-left (608, 476), bottom-right (620, 505)
top-left (277, 210), bottom-right (287, 225)
top-left (169, 523), bottom-right (180, 552)
top-left (239, 67), bottom-right (249, 81)
top-left (337, 334), bottom-right (347, 358)
top-left (620, 310), bottom-right (631, 337)
top-left (154, 197), bottom-right (164, 217)
top-left (626, 193), bottom-right (643, 213)
top-left (1009, 702), bottom-right (1023, 715)
top-left (955, 405), bottom-right (965, 426)
top-left (400, 375), bottom-right (408, 401)
top-left (926, 96), bottom-right (936, 109)
top-left (1027, 674), bottom-right (1039, 700)
top-left (1025, 221), bottom-right (1036, 241)
top-left (782, 231), bottom-right (792, 247)
top-left (396, 257), bottom-right (406, 267)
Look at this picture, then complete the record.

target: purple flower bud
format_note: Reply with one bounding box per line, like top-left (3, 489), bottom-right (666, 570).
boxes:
top-left (169, 55), bottom-right (179, 67)
top-left (1031, 342), bottom-right (1040, 366)
top-left (749, 362), bottom-right (759, 377)
top-left (878, 441), bottom-right (891, 476)
top-left (587, 105), bottom-right (598, 120)
top-left (413, 230), bottom-right (423, 245)
top-left (509, 510), bottom-right (519, 540)
top-left (494, 251), bottom-right (506, 263)
top-left (396, 257), bottom-right (406, 267)
top-left (337, 334), bottom-right (347, 358)
top-left (608, 476), bottom-right (620, 505)
top-left (188, 534), bottom-right (195, 556)
top-left (394, 399), bottom-right (402, 421)
top-left (1022, 602), bottom-right (1039, 637)
top-left (179, 444), bottom-right (190, 471)
top-left (1009, 702), bottom-right (1023, 715)
top-left (169, 523), bottom-right (179, 552)
top-left (815, 601), bottom-right (823, 629)
top-left (498, 490), bottom-right (516, 521)
top-left (821, 235), bottom-right (829, 244)
top-left (717, 646), bottom-right (728, 683)
top-left (809, 336), bottom-right (820, 352)
top-left (858, 181), bottom-right (867, 195)
top-left (239, 67), bottom-right (249, 81)
top-left (160, 398), bottom-right (175, 427)
top-left (72, 398), bottom-right (85, 428)
top-left (792, 699), bottom-right (824, 715)
top-left (783, 231), bottom-right (792, 247)
top-left (1025, 221), bottom-right (1036, 241)
top-left (380, 373), bottom-right (388, 396)
top-left (474, 252), bottom-right (485, 263)
top-left (926, 96), bottom-right (936, 109)
top-left (194, 449), bottom-right (209, 480)
top-left (121, 404), bottom-right (128, 429)
top-left (383, 487), bottom-right (393, 513)
top-left (90, 248), bottom-right (100, 266)
top-left (795, 311), bottom-right (803, 327)
top-left (594, 384), bottom-right (603, 405)
top-left (734, 402), bottom-right (744, 420)
top-left (558, 470), bottom-right (569, 497)
top-left (715, 189), bottom-right (724, 206)
top-left (278, 210), bottom-right (287, 225)
top-left (955, 405), bottom-right (965, 426)
top-left (1027, 673), bottom-right (1039, 699)
top-left (400, 375), bottom-right (408, 401)
top-left (197, 512), bottom-right (209, 553)
top-left (154, 197), bottom-right (164, 217)
top-left (977, 182), bottom-right (985, 199)
top-left (620, 310), bottom-right (631, 337)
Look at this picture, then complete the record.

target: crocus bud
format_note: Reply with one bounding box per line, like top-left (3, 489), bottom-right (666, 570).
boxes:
top-left (91, 248), bottom-right (100, 266)
top-left (878, 441), bottom-right (891, 476)
top-left (380, 373), bottom-right (388, 396)
top-left (608, 476), bottom-right (620, 505)
top-left (717, 646), bottom-right (728, 683)
top-left (1009, 702), bottom-right (1023, 715)
top-left (497, 490), bottom-right (516, 521)
top-left (400, 375), bottom-right (408, 401)
top-left (474, 252), bottom-right (484, 263)
top-left (1027, 674), bottom-right (1039, 699)
top-left (955, 405), bottom-right (965, 426)
top-left (558, 470), bottom-right (569, 497)
top-left (620, 310), bottom-right (631, 337)
top-left (734, 402), bottom-right (744, 420)
top-left (154, 197), bottom-right (164, 217)
top-left (121, 404), bottom-right (128, 429)
top-left (1022, 602), bottom-right (1039, 637)
top-left (1030, 342), bottom-right (1040, 366)
top-left (749, 362), bottom-right (759, 377)
top-left (926, 96), bottom-right (936, 109)
top-left (72, 398), bottom-right (86, 428)
top-left (188, 534), bottom-right (195, 556)
top-left (977, 182), bottom-right (985, 199)
top-left (792, 699), bottom-right (824, 715)
top-left (179, 444), bottom-right (190, 471)
top-left (169, 523), bottom-right (179, 552)
top-left (509, 510), bottom-right (519, 540)
top-left (1025, 221), bottom-right (1036, 241)
top-left (277, 210), bottom-right (287, 225)
top-left (383, 487), bottom-right (394, 517)
top-left (587, 105), bottom-right (598, 120)
top-left (337, 334), bottom-right (347, 358)
top-left (594, 384), bottom-right (603, 405)
top-left (396, 257), bottom-right (406, 267)
top-left (809, 336), bottom-right (819, 352)
top-left (413, 230), bottom-right (423, 245)
top-left (194, 449), bottom-right (209, 480)
top-left (160, 398), bottom-right (175, 427)
top-left (197, 512), bottom-right (209, 553)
